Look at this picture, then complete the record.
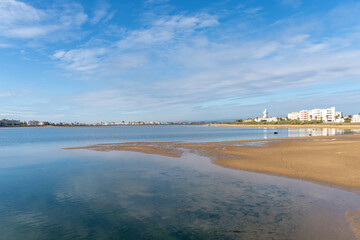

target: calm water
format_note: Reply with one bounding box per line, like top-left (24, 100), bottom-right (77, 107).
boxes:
top-left (0, 126), bottom-right (359, 239)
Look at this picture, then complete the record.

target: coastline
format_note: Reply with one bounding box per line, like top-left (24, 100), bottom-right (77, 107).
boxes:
top-left (68, 133), bottom-right (360, 192)
top-left (0, 125), bottom-right (91, 129)
top-left (0, 124), bottom-right (194, 129)
top-left (206, 123), bottom-right (360, 129)
top-left (2, 123), bottom-right (359, 129)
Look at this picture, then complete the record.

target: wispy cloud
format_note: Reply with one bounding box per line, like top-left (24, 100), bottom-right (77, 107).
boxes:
top-left (91, 1), bottom-right (115, 25)
top-left (0, 0), bottom-right (42, 24)
top-left (242, 7), bottom-right (263, 15)
top-left (116, 13), bottom-right (219, 49)
top-left (52, 13), bottom-right (219, 73)
top-left (0, 0), bottom-right (87, 40)
top-left (281, 0), bottom-right (301, 8)
top-left (0, 92), bottom-right (13, 98)
top-left (145, 0), bottom-right (169, 5)
top-left (53, 48), bottom-right (109, 71)
top-left (56, 5), bottom-right (360, 119)
top-left (0, 42), bottom-right (13, 48)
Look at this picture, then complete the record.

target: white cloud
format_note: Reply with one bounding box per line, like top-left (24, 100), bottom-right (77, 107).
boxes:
top-left (0, 92), bottom-right (12, 98)
top-left (302, 43), bottom-right (329, 53)
top-left (0, 113), bottom-right (17, 116)
top-left (153, 13), bottom-right (219, 29)
top-left (242, 7), bottom-right (263, 15)
top-left (0, 42), bottom-right (13, 48)
top-left (53, 48), bottom-right (109, 71)
top-left (91, 2), bottom-right (113, 25)
top-left (49, 5), bottom-right (360, 117)
top-left (252, 42), bottom-right (279, 58)
top-left (3, 26), bottom-right (52, 38)
top-left (281, 0), bottom-right (301, 8)
top-left (53, 13), bottom-right (219, 73)
top-left (0, 0), bottom-right (43, 24)
top-left (117, 13), bottom-right (219, 49)
top-left (91, 9), bottom-right (108, 25)
top-left (67, 34), bottom-right (360, 115)
top-left (10, 1), bottom-right (359, 121)
top-left (145, 0), bottom-right (169, 5)
top-left (0, 0), bottom-right (87, 40)
top-left (286, 34), bottom-right (309, 43)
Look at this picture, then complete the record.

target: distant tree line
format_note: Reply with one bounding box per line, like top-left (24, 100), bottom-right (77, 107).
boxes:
top-left (0, 121), bottom-right (26, 127)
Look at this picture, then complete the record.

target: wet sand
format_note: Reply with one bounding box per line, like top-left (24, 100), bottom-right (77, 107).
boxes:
top-left (347, 210), bottom-right (360, 238)
top-left (68, 134), bottom-right (360, 192)
top-left (207, 123), bottom-right (360, 129)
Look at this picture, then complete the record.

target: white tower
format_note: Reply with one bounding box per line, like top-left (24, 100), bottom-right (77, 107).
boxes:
top-left (263, 109), bottom-right (268, 118)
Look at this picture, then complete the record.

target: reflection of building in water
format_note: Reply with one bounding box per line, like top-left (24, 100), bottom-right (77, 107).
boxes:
top-left (288, 129), bottom-right (307, 138)
top-left (288, 128), bottom-right (345, 137)
top-left (263, 128), bottom-right (268, 139)
top-left (262, 127), bottom-right (354, 139)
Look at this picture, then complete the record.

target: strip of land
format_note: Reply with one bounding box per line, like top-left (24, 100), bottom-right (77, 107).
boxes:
top-left (207, 123), bottom-right (360, 129)
top-left (67, 133), bottom-right (360, 192)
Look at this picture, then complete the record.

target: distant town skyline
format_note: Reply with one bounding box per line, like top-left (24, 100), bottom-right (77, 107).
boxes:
top-left (3, 106), bottom-right (360, 125)
top-left (1, 0), bottom-right (360, 123)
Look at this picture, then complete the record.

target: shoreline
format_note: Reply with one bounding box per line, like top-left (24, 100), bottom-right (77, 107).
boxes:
top-left (0, 124), bottom-right (196, 129)
top-left (0, 125), bottom-right (94, 129)
top-left (67, 133), bottom-right (360, 193)
top-left (206, 123), bottom-right (360, 129)
top-left (1, 123), bottom-right (359, 129)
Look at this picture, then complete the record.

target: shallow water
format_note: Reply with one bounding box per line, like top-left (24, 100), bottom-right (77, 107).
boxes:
top-left (0, 125), bottom-right (356, 148)
top-left (0, 126), bottom-right (359, 239)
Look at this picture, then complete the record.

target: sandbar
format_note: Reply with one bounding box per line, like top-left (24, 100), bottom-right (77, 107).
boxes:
top-left (67, 133), bottom-right (360, 192)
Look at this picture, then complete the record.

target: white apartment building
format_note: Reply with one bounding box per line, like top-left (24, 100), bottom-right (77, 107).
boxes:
top-left (352, 114), bottom-right (360, 123)
top-left (288, 107), bottom-right (342, 122)
top-left (287, 112), bottom-right (300, 120)
top-left (27, 120), bottom-right (40, 126)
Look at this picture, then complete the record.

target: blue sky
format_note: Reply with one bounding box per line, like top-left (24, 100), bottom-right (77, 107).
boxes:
top-left (1, 0), bottom-right (360, 123)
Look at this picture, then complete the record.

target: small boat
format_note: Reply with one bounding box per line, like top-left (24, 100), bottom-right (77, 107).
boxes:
top-left (274, 131), bottom-right (278, 134)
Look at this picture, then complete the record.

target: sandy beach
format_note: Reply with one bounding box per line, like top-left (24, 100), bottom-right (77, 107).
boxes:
top-left (68, 133), bottom-right (360, 192)
top-left (207, 123), bottom-right (360, 129)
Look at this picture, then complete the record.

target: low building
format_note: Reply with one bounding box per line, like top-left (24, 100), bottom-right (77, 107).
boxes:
top-left (255, 109), bottom-right (278, 122)
top-left (39, 121), bottom-right (46, 126)
top-left (27, 120), bottom-right (40, 126)
top-left (287, 112), bottom-right (299, 120)
top-left (335, 118), bottom-right (345, 123)
top-left (243, 119), bottom-right (254, 123)
top-left (352, 114), bottom-right (360, 123)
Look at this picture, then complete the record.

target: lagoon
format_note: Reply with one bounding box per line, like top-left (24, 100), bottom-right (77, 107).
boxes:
top-left (0, 126), bottom-right (359, 239)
